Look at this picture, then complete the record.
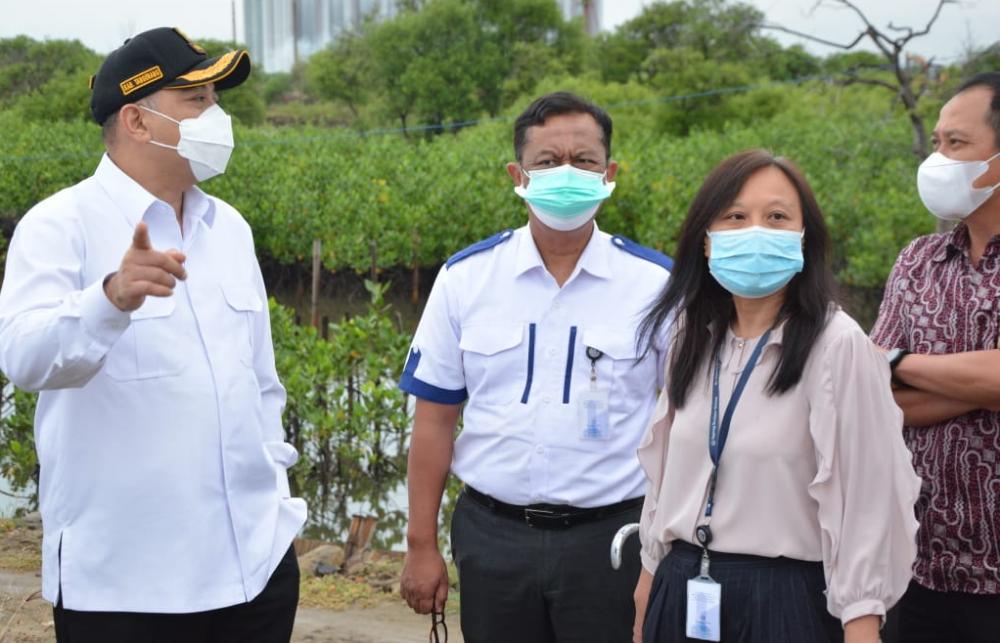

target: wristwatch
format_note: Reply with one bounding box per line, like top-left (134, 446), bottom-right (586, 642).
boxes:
top-left (886, 347), bottom-right (910, 386)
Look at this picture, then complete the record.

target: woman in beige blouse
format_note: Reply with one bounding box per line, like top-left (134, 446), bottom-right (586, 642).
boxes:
top-left (632, 149), bottom-right (920, 643)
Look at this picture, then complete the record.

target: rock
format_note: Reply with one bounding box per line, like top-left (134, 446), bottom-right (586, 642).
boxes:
top-left (297, 544), bottom-right (344, 577)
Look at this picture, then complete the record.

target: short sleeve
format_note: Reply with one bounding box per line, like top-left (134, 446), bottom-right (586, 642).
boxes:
top-left (870, 244), bottom-right (912, 350)
top-left (806, 318), bottom-right (921, 624)
top-left (398, 265), bottom-right (467, 404)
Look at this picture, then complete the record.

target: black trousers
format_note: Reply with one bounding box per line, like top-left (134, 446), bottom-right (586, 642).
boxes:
top-left (643, 541), bottom-right (842, 643)
top-left (53, 545), bottom-right (299, 643)
top-left (450, 490), bottom-right (642, 643)
top-left (892, 579), bottom-right (1000, 643)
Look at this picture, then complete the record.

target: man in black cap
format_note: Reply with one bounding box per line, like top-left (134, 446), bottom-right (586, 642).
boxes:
top-left (0, 27), bottom-right (306, 642)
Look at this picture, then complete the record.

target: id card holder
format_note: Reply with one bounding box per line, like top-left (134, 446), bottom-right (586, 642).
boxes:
top-left (577, 387), bottom-right (611, 440)
top-left (686, 576), bottom-right (721, 641)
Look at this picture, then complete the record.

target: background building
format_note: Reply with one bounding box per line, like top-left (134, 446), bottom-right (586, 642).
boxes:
top-left (245, 0), bottom-right (602, 73)
top-left (558, 0), bottom-right (601, 37)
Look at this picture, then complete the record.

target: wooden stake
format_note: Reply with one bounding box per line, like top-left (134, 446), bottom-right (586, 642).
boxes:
top-left (311, 239), bottom-right (321, 329)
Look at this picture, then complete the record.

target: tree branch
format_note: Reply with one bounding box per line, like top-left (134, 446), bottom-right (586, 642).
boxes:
top-left (0, 488), bottom-right (32, 501)
top-left (886, 23), bottom-right (914, 38)
top-left (887, 0), bottom-right (954, 49)
top-left (911, 0), bottom-right (955, 38)
top-left (822, 0), bottom-right (901, 58)
top-left (761, 23), bottom-right (867, 50)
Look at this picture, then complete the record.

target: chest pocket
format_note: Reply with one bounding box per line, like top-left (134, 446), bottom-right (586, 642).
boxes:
top-left (104, 297), bottom-right (184, 381)
top-left (580, 327), bottom-right (652, 415)
top-left (460, 324), bottom-right (527, 406)
top-left (221, 283), bottom-right (263, 368)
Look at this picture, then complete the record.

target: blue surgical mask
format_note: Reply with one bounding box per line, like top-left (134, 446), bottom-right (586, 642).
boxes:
top-left (514, 164), bottom-right (615, 231)
top-left (707, 226), bottom-right (805, 299)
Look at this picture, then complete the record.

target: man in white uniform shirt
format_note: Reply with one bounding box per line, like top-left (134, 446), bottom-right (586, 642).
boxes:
top-left (0, 27), bottom-right (306, 642)
top-left (399, 92), bottom-right (672, 642)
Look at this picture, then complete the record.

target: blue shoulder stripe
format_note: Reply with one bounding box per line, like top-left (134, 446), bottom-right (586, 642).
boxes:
top-left (611, 235), bottom-right (674, 271)
top-left (446, 229), bottom-right (514, 269)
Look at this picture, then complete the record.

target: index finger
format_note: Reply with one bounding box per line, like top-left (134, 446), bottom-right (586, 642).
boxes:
top-left (132, 222), bottom-right (152, 251)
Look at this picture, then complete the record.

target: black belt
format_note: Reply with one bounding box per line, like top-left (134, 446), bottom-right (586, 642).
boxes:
top-left (464, 486), bottom-right (643, 530)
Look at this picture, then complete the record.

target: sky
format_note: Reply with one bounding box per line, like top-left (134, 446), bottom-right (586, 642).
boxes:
top-left (1, 0), bottom-right (998, 65)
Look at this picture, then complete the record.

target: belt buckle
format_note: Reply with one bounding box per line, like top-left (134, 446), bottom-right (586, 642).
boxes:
top-left (524, 507), bottom-right (572, 529)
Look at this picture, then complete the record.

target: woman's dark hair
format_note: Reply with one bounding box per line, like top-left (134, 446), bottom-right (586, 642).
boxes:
top-left (638, 149), bottom-right (838, 409)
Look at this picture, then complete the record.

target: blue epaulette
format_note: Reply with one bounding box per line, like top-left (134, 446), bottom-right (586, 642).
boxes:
top-left (446, 229), bottom-right (514, 269)
top-left (611, 235), bottom-right (674, 271)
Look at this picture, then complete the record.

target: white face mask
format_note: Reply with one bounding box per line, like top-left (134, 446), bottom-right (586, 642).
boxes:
top-left (140, 103), bottom-right (235, 182)
top-left (917, 151), bottom-right (1000, 221)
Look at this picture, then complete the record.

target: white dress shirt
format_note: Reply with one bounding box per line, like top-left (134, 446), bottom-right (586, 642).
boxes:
top-left (0, 155), bottom-right (307, 613)
top-left (400, 224), bottom-right (670, 507)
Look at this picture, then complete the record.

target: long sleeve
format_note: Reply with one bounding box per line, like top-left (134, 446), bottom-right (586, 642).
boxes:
top-left (636, 386), bottom-right (675, 573)
top-left (244, 232), bottom-right (295, 497)
top-left (806, 323), bottom-right (921, 624)
top-left (870, 239), bottom-right (920, 350)
top-left (0, 208), bottom-right (130, 391)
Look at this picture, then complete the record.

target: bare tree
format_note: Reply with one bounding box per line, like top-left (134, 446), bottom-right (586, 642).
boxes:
top-left (765, 0), bottom-right (954, 160)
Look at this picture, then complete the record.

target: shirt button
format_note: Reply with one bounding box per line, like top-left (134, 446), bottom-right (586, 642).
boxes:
top-left (542, 394), bottom-right (552, 404)
top-left (536, 445), bottom-right (545, 454)
top-left (547, 347), bottom-right (557, 358)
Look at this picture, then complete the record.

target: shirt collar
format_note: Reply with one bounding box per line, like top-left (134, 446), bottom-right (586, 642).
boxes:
top-left (94, 154), bottom-right (217, 229)
top-left (513, 222), bottom-right (613, 280)
top-left (723, 319), bottom-right (786, 349)
top-left (932, 223), bottom-right (970, 263)
top-left (934, 221), bottom-right (1000, 262)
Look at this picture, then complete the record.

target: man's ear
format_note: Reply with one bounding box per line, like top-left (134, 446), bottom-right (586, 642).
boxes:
top-left (506, 162), bottom-right (525, 187)
top-left (117, 103), bottom-right (153, 144)
top-left (606, 160), bottom-right (619, 182)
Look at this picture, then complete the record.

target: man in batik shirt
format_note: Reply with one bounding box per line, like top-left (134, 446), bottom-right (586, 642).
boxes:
top-left (872, 72), bottom-right (1000, 643)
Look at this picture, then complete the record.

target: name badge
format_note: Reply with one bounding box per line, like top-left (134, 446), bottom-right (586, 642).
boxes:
top-left (686, 577), bottom-right (721, 641)
top-left (577, 388), bottom-right (610, 440)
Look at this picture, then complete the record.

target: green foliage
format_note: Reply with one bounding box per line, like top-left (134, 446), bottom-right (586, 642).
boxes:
top-left (0, 81), bottom-right (934, 289)
top-left (0, 383), bottom-right (38, 507)
top-left (262, 72), bottom-right (295, 105)
top-left (0, 36), bottom-right (101, 124)
top-left (10, 68), bottom-right (95, 123)
top-left (0, 36), bottom-right (100, 109)
top-left (306, 34), bottom-right (373, 119)
top-left (643, 46), bottom-right (763, 135)
top-left (594, 0), bottom-right (805, 85)
top-left (270, 283), bottom-right (412, 547)
top-left (822, 50), bottom-right (885, 75)
top-left (961, 42), bottom-right (1000, 77)
top-left (307, 0), bottom-right (582, 128)
top-left (0, 35), bottom-right (266, 126)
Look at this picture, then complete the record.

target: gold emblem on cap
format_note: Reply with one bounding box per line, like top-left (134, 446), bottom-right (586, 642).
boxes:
top-left (175, 50), bottom-right (240, 83)
top-left (120, 65), bottom-right (164, 95)
top-left (173, 27), bottom-right (207, 55)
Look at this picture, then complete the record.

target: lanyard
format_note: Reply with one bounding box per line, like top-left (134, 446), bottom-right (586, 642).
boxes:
top-left (696, 329), bottom-right (772, 551)
top-left (586, 346), bottom-right (603, 388)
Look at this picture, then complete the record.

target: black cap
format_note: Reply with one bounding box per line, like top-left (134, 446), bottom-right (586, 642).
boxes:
top-left (89, 27), bottom-right (251, 125)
